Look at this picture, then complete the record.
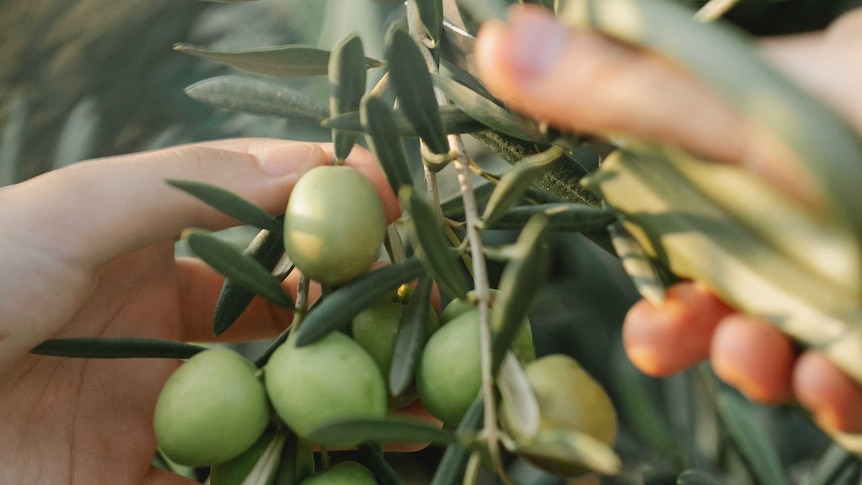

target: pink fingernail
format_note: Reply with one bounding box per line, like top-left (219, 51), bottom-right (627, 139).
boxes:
top-left (258, 144), bottom-right (322, 176)
top-left (507, 10), bottom-right (567, 78)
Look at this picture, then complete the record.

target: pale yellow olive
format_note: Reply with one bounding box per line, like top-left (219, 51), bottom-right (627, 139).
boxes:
top-left (283, 165), bottom-right (386, 285)
top-left (502, 354), bottom-right (618, 476)
top-left (351, 294), bottom-right (439, 409)
top-left (416, 309), bottom-right (535, 425)
top-left (153, 348), bottom-right (270, 467)
top-left (299, 462), bottom-right (378, 485)
top-left (264, 332), bottom-right (387, 446)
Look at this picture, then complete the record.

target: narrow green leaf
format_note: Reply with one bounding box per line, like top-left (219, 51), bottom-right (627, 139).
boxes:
top-left (166, 179), bottom-right (282, 233)
top-left (608, 221), bottom-right (666, 306)
top-left (186, 232), bottom-right (294, 309)
top-left (497, 353), bottom-right (541, 439)
top-left (411, 0), bottom-right (443, 47)
top-left (400, 186), bottom-right (469, 300)
top-left (513, 429), bottom-right (622, 476)
top-left (455, 0), bottom-right (507, 22)
top-left (482, 146), bottom-right (563, 227)
top-left (210, 431), bottom-right (286, 485)
top-left (325, 105), bottom-right (483, 135)
top-left (175, 43), bottom-right (383, 77)
top-left (390, 276), bottom-right (433, 396)
top-left (273, 433), bottom-right (315, 484)
top-left (0, 95), bottom-right (27, 186)
top-left (716, 390), bottom-right (788, 485)
top-left (488, 203), bottom-right (615, 232)
top-left (430, 399), bottom-right (483, 485)
top-left (307, 417), bottom-right (456, 448)
top-left (357, 443), bottom-right (405, 485)
top-left (361, 95), bottom-right (413, 194)
top-left (802, 443), bottom-right (860, 485)
top-left (213, 229), bottom-right (288, 337)
top-left (31, 338), bottom-right (206, 359)
top-left (677, 470), bottom-right (727, 485)
top-left (433, 75), bottom-right (536, 141)
top-left (491, 214), bottom-right (550, 371)
top-left (294, 259), bottom-right (426, 346)
top-left (185, 76), bottom-right (329, 121)
top-left (329, 34), bottom-right (367, 161)
top-left (385, 27), bottom-right (449, 154)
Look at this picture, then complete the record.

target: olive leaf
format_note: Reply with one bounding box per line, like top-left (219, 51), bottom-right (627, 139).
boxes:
top-left (360, 95), bottom-right (414, 194)
top-left (676, 470), bottom-right (727, 485)
top-left (166, 179), bottom-right (282, 234)
top-left (410, 0), bottom-right (443, 47)
top-left (432, 74), bottom-right (537, 142)
top-left (491, 214), bottom-right (550, 371)
top-left (717, 390), bottom-right (788, 485)
top-left (185, 76), bottom-right (329, 121)
top-left (400, 186), bottom-right (470, 300)
top-left (274, 433), bottom-right (315, 484)
top-left (30, 338), bottom-right (206, 359)
top-left (329, 33), bottom-right (367, 162)
top-left (385, 27), bottom-right (449, 155)
top-left (488, 203), bottom-right (615, 232)
top-left (294, 258), bottom-right (426, 346)
top-left (174, 43), bottom-right (383, 77)
top-left (325, 105), bottom-right (484, 136)
top-left (430, 399), bottom-right (483, 485)
top-left (512, 429), bottom-right (622, 476)
top-left (186, 231), bottom-right (294, 310)
top-left (802, 443), bottom-right (860, 485)
top-left (358, 443), bottom-right (406, 485)
top-left (307, 416), bottom-right (457, 448)
top-left (213, 229), bottom-right (289, 337)
top-left (210, 431), bottom-right (286, 485)
top-left (481, 146), bottom-right (563, 228)
top-left (497, 353), bottom-right (541, 440)
top-left (608, 221), bottom-right (666, 306)
top-left (389, 275), bottom-right (434, 396)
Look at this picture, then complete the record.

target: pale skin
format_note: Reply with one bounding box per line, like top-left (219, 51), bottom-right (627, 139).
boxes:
top-left (475, 5), bottom-right (862, 433)
top-left (1, 7), bottom-right (861, 484)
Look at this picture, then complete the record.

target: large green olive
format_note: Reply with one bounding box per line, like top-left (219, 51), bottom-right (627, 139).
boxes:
top-left (416, 309), bottom-right (535, 425)
top-left (502, 354), bottom-right (618, 476)
top-left (153, 348), bottom-right (270, 467)
top-left (351, 293), bottom-right (439, 409)
top-left (264, 332), bottom-right (387, 445)
top-left (299, 462), bottom-right (378, 485)
top-left (283, 165), bottom-right (386, 285)
top-left (440, 291), bottom-right (535, 363)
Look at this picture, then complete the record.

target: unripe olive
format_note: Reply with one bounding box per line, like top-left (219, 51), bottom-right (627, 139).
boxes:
top-left (502, 354), bottom-right (618, 476)
top-left (351, 294), bottom-right (439, 408)
top-left (153, 348), bottom-right (270, 467)
top-left (416, 309), bottom-right (535, 424)
top-left (299, 462), bottom-right (378, 485)
top-left (283, 165), bottom-right (386, 285)
top-left (440, 291), bottom-right (535, 363)
top-left (264, 332), bottom-right (387, 445)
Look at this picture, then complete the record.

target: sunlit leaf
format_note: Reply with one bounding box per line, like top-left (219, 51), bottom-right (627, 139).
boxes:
top-left (433, 74), bottom-right (536, 141)
top-left (213, 229), bottom-right (288, 337)
top-left (482, 146), bottom-right (563, 227)
top-left (608, 221), bottom-right (666, 305)
top-left (185, 76), bottom-right (328, 121)
top-left (294, 259), bottom-right (426, 346)
top-left (400, 186), bottom-right (469, 300)
top-left (491, 215), bottom-right (550, 371)
top-left (307, 417), bottom-right (457, 448)
top-left (329, 33), bottom-right (367, 161)
top-left (175, 43), bottom-right (383, 77)
top-left (385, 27), bottom-right (449, 154)
top-left (361, 95), bottom-right (413, 194)
top-left (186, 231), bottom-right (294, 310)
top-left (166, 179), bottom-right (282, 233)
top-left (30, 338), bottom-right (206, 359)
top-left (390, 276), bottom-right (433, 396)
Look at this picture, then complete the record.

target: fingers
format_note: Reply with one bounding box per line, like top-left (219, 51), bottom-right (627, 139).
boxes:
top-left (2, 139), bottom-right (398, 272)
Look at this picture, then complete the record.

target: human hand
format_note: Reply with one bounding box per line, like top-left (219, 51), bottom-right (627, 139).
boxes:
top-left (0, 139), bottom-right (398, 483)
top-left (475, 6), bottom-right (862, 433)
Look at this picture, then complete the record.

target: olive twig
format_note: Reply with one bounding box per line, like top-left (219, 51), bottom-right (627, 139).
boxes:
top-left (694, 0), bottom-right (740, 22)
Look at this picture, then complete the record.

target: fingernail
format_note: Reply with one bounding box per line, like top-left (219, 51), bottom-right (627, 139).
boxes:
top-left (507, 10), bottom-right (567, 78)
top-left (258, 144), bottom-right (322, 176)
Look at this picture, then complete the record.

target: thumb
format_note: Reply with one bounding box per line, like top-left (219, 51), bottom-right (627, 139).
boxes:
top-left (2, 139), bottom-right (328, 269)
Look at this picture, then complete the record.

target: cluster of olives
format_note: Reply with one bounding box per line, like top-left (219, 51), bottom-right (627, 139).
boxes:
top-left (153, 165), bottom-right (619, 481)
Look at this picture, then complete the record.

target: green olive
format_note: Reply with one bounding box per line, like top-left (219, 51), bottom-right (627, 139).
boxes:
top-left (351, 294), bottom-right (439, 409)
top-left (416, 309), bottom-right (534, 425)
top-left (153, 348), bottom-right (270, 467)
top-left (502, 354), bottom-right (618, 476)
top-left (283, 165), bottom-right (386, 285)
top-left (299, 462), bottom-right (378, 485)
top-left (264, 332), bottom-right (387, 445)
